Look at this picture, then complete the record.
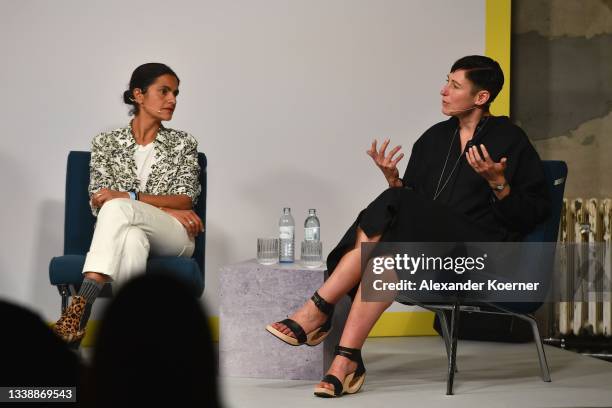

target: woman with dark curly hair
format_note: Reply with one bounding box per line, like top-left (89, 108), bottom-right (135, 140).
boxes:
top-left (53, 63), bottom-right (203, 344)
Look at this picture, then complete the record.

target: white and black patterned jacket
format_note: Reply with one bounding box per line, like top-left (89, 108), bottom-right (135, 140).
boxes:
top-left (88, 123), bottom-right (201, 216)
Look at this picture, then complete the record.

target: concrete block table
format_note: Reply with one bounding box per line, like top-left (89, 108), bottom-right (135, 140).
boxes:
top-left (219, 259), bottom-right (351, 380)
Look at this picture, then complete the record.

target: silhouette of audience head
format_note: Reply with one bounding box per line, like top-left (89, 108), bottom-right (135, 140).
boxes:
top-left (86, 274), bottom-right (219, 407)
top-left (0, 300), bottom-right (81, 407)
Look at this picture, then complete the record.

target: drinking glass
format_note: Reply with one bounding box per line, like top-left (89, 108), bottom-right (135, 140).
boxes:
top-left (300, 240), bottom-right (323, 268)
top-left (257, 238), bottom-right (279, 265)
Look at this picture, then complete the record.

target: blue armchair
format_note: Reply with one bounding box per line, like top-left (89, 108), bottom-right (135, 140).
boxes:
top-left (49, 151), bottom-right (207, 313)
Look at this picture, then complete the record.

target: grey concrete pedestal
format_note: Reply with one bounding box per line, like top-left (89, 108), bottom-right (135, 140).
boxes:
top-left (219, 260), bottom-right (350, 380)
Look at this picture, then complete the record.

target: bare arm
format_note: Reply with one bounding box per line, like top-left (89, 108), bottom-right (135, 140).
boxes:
top-left (91, 190), bottom-right (202, 236)
top-left (91, 189), bottom-right (192, 210)
top-left (138, 193), bottom-right (192, 210)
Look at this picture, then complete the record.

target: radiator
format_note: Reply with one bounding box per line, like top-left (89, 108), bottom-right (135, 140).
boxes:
top-left (557, 198), bottom-right (612, 337)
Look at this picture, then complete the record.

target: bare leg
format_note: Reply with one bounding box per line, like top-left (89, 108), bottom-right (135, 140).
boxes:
top-left (316, 282), bottom-right (393, 391)
top-left (83, 271), bottom-right (110, 284)
top-left (270, 226), bottom-right (381, 338)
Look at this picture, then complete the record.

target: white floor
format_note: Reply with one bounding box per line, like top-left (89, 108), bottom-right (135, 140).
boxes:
top-left (219, 336), bottom-right (612, 408)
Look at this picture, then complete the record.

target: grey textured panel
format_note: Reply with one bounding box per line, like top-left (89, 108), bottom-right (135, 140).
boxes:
top-left (512, 31), bottom-right (612, 140)
top-left (219, 260), bottom-right (350, 380)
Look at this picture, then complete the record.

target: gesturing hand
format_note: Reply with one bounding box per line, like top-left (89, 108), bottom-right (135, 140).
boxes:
top-left (161, 208), bottom-right (204, 238)
top-left (91, 188), bottom-right (129, 208)
top-left (465, 143), bottom-right (508, 186)
top-left (366, 139), bottom-right (404, 186)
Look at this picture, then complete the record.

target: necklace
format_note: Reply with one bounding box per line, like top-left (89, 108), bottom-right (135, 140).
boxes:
top-left (433, 116), bottom-right (490, 201)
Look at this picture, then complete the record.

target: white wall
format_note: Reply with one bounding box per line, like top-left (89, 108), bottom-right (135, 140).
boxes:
top-left (0, 0), bottom-right (484, 321)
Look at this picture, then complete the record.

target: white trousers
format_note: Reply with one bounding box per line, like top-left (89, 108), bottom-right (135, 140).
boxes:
top-left (82, 198), bottom-right (195, 287)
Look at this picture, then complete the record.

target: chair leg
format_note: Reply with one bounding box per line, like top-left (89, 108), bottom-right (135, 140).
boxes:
top-left (486, 302), bottom-right (552, 383)
top-left (435, 309), bottom-right (458, 373)
top-left (520, 314), bottom-right (552, 382)
top-left (57, 284), bottom-right (70, 314)
top-left (436, 310), bottom-right (451, 358)
top-left (447, 302), bottom-right (460, 395)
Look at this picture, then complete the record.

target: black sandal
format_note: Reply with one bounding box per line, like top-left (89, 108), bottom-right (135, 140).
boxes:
top-left (265, 291), bottom-right (334, 346)
top-left (314, 345), bottom-right (367, 397)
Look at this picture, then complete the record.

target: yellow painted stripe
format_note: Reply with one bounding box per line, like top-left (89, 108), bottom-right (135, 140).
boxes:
top-left (210, 311), bottom-right (437, 341)
top-left (53, 311), bottom-right (435, 346)
top-left (51, 316), bottom-right (220, 346)
top-left (368, 311), bottom-right (437, 337)
top-left (485, 0), bottom-right (511, 117)
top-left (80, 320), bottom-right (100, 347)
top-left (209, 315), bottom-right (219, 342)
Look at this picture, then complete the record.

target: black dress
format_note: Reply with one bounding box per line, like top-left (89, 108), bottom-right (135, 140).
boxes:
top-left (326, 116), bottom-right (551, 300)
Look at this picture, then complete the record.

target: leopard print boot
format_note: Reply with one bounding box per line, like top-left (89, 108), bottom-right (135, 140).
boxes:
top-left (52, 295), bottom-right (87, 343)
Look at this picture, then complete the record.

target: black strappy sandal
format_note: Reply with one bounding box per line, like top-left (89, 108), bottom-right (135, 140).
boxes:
top-left (265, 291), bottom-right (334, 346)
top-left (314, 345), bottom-right (367, 397)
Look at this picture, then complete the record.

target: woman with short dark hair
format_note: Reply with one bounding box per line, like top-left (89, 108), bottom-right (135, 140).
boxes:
top-left (53, 63), bottom-right (204, 345)
top-left (266, 55), bottom-right (551, 397)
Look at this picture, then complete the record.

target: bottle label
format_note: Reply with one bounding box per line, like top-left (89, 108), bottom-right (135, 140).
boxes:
top-left (305, 227), bottom-right (320, 241)
top-left (279, 226), bottom-right (294, 240)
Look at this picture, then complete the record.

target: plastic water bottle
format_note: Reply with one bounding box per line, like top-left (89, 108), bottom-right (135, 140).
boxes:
top-left (304, 209), bottom-right (320, 241)
top-left (279, 207), bottom-right (295, 263)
